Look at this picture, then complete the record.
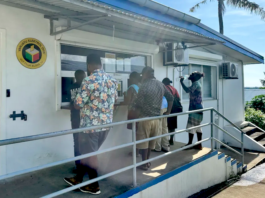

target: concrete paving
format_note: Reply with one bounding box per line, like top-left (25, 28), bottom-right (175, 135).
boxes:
top-left (0, 142), bottom-right (211, 198)
top-left (214, 163), bottom-right (265, 198)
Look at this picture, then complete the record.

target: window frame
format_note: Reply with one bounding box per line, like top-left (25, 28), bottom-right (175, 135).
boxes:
top-left (55, 41), bottom-right (153, 111)
top-left (180, 64), bottom-right (217, 101)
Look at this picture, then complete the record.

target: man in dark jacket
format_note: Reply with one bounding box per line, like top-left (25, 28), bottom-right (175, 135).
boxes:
top-left (70, 70), bottom-right (86, 167)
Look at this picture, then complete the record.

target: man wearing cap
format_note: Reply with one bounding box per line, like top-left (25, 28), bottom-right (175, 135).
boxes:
top-left (162, 77), bottom-right (181, 145)
top-left (133, 67), bottom-right (173, 170)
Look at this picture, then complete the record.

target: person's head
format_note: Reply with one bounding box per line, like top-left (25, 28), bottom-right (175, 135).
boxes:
top-left (129, 72), bottom-right (140, 84)
top-left (188, 71), bottom-right (205, 82)
top-left (141, 67), bottom-right (155, 82)
top-left (75, 70), bottom-right (86, 84)
top-left (162, 77), bottom-right (172, 86)
top-left (86, 54), bottom-right (102, 74)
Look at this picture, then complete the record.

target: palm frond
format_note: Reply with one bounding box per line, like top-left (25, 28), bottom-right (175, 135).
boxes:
top-left (190, 0), bottom-right (213, 12)
top-left (227, 0), bottom-right (265, 19)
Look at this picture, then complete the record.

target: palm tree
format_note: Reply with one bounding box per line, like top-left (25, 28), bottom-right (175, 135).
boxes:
top-left (190, 0), bottom-right (265, 34)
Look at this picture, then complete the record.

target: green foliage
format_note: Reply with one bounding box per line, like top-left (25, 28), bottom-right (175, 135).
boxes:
top-left (245, 108), bottom-right (265, 130)
top-left (260, 87), bottom-right (265, 89)
top-left (246, 95), bottom-right (265, 113)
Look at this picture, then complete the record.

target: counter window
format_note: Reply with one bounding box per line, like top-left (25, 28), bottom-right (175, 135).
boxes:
top-left (60, 44), bottom-right (151, 108)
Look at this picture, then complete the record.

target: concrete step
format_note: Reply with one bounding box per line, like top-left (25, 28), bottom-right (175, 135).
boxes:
top-left (225, 156), bottom-right (231, 163)
top-left (257, 137), bottom-right (265, 146)
top-left (231, 159), bottom-right (237, 166)
top-left (235, 121), bottom-right (249, 129)
top-left (218, 153), bottom-right (225, 160)
top-left (242, 126), bottom-right (258, 134)
top-left (248, 131), bottom-right (265, 141)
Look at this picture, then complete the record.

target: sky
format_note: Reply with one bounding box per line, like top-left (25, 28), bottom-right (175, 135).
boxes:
top-left (156, 0), bottom-right (265, 87)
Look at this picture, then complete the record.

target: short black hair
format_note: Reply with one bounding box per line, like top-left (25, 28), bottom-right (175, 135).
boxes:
top-left (141, 66), bottom-right (154, 78)
top-left (141, 66), bottom-right (154, 75)
top-left (75, 70), bottom-right (85, 78)
top-left (86, 54), bottom-right (102, 65)
top-left (129, 71), bottom-right (140, 80)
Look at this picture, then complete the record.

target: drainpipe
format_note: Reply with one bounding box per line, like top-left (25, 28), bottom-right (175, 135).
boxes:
top-left (240, 60), bottom-right (245, 121)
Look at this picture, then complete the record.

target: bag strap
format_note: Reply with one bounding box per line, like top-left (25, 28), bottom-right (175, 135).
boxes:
top-left (128, 84), bottom-right (139, 93)
top-left (167, 85), bottom-right (175, 96)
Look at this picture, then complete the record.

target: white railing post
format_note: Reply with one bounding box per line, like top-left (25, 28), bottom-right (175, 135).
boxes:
top-left (132, 122), bottom-right (137, 187)
top-left (211, 109), bottom-right (214, 151)
top-left (241, 131), bottom-right (244, 165)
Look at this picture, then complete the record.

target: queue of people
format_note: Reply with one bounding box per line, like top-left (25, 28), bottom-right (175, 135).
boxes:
top-left (64, 54), bottom-right (205, 194)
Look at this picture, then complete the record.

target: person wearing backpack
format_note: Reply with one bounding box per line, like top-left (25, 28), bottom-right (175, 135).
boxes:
top-left (123, 72), bottom-right (141, 157)
top-left (162, 78), bottom-right (182, 145)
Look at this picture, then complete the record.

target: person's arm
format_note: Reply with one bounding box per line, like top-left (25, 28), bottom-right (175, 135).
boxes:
top-left (180, 78), bottom-right (190, 93)
top-left (164, 86), bottom-right (174, 115)
top-left (123, 87), bottom-right (133, 105)
top-left (74, 79), bottom-right (90, 110)
top-left (132, 86), bottom-right (144, 115)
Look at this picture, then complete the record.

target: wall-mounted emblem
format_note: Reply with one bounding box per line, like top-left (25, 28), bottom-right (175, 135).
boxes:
top-left (16, 38), bottom-right (47, 69)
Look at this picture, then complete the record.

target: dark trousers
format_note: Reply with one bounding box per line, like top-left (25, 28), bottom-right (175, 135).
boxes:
top-left (72, 121), bottom-right (80, 166)
top-left (75, 130), bottom-right (109, 188)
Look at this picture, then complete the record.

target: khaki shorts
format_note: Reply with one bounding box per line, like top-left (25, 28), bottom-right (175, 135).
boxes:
top-left (136, 119), bottom-right (160, 149)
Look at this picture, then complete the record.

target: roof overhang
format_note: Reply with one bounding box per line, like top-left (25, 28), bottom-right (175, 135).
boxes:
top-left (0, 0), bottom-right (263, 64)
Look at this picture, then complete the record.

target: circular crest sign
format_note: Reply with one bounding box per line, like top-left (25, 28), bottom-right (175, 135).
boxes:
top-left (16, 38), bottom-right (47, 69)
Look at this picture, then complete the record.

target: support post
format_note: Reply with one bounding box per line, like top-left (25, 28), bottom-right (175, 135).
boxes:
top-left (132, 122), bottom-right (137, 187)
top-left (211, 109), bottom-right (214, 151)
top-left (241, 131), bottom-right (244, 165)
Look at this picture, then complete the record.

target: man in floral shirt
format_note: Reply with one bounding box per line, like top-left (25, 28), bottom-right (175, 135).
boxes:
top-left (64, 54), bottom-right (118, 195)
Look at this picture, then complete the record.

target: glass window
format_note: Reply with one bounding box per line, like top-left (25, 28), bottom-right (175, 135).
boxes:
top-left (203, 66), bottom-right (212, 98)
top-left (60, 44), bottom-right (150, 107)
top-left (181, 64), bottom-right (216, 100)
top-left (61, 45), bottom-right (147, 73)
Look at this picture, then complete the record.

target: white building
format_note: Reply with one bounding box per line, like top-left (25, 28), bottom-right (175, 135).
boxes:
top-left (0, 0), bottom-right (264, 197)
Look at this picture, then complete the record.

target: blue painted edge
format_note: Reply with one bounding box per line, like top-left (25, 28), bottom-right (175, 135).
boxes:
top-left (218, 153), bottom-right (225, 160)
top-left (231, 160), bottom-right (237, 166)
top-left (243, 165), bottom-right (247, 171)
top-left (226, 156), bottom-right (231, 162)
top-left (93, 0), bottom-right (264, 63)
top-left (237, 162), bottom-right (243, 169)
top-left (115, 150), bottom-right (218, 198)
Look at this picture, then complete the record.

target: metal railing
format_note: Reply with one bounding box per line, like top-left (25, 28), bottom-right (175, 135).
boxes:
top-left (0, 108), bottom-right (244, 198)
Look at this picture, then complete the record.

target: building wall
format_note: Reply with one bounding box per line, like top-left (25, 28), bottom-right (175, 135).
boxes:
top-left (0, 5), bottom-right (245, 175)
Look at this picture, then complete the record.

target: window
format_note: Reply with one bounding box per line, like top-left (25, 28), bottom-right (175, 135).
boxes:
top-left (181, 64), bottom-right (217, 100)
top-left (59, 44), bottom-right (151, 108)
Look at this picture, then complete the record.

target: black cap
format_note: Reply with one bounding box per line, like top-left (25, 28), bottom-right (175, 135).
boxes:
top-left (162, 77), bottom-right (172, 84)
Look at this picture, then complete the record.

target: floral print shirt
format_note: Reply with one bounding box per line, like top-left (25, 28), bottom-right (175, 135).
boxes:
top-left (188, 81), bottom-right (203, 111)
top-left (74, 69), bottom-right (118, 133)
